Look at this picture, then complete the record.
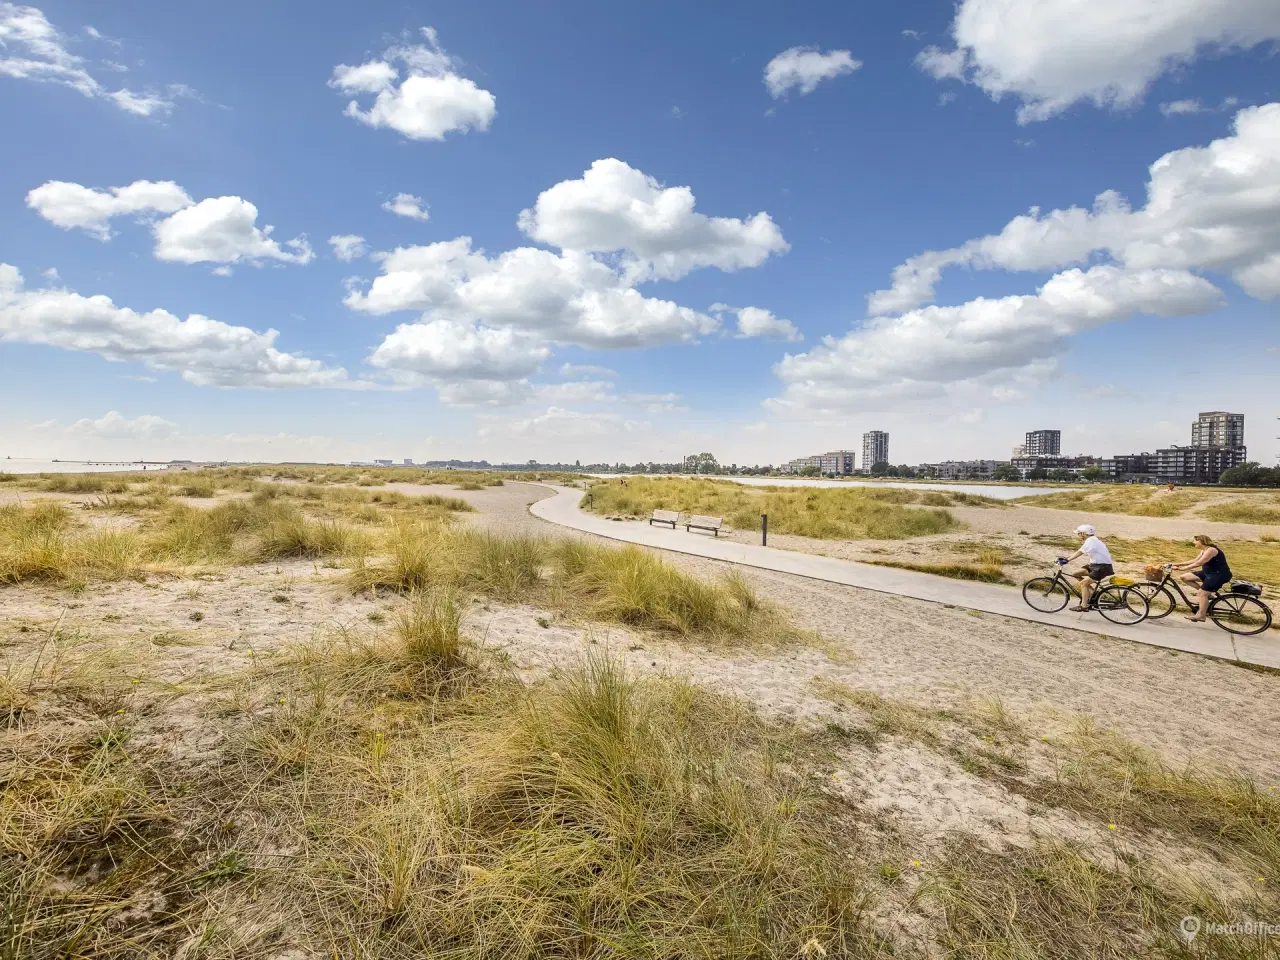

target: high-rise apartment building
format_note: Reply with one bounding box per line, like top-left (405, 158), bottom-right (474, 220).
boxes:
top-left (1024, 430), bottom-right (1061, 457)
top-left (862, 431), bottom-right (889, 468)
top-left (1190, 411), bottom-right (1244, 449)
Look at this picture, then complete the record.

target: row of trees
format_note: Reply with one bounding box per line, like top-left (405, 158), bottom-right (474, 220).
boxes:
top-left (1219, 462), bottom-right (1280, 487)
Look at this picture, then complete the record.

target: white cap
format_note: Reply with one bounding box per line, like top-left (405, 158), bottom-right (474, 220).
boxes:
top-left (1075, 524), bottom-right (1095, 536)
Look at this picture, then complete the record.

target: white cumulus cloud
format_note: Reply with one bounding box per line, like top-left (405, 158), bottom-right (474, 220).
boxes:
top-left (382, 192), bottom-right (430, 220)
top-left (764, 46), bottom-right (861, 98)
top-left (352, 160), bottom-right (789, 406)
top-left (26, 179), bottom-right (192, 240)
top-left (774, 265), bottom-right (1222, 413)
top-left (0, 3), bottom-right (182, 115)
top-left (517, 158), bottom-right (788, 282)
top-left (867, 103), bottom-right (1280, 315)
top-left (153, 197), bottom-right (314, 266)
top-left (27, 179), bottom-right (314, 268)
top-left (329, 234), bottom-right (368, 261)
top-left (0, 263), bottom-right (350, 388)
top-left (347, 239), bottom-right (721, 350)
top-left (369, 316), bottom-right (549, 383)
top-left (916, 0), bottom-right (1280, 123)
top-left (711, 303), bottom-right (803, 342)
top-left (330, 26), bottom-right (496, 141)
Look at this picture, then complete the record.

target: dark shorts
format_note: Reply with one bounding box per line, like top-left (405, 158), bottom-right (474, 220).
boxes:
top-left (1083, 563), bottom-right (1114, 581)
top-left (1196, 569), bottom-right (1232, 592)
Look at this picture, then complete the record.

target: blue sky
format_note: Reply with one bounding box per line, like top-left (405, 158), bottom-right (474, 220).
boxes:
top-left (1, 0), bottom-right (1277, 466)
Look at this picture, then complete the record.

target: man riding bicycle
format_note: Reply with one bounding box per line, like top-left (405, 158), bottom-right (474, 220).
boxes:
top-left (1059, 524), bottom-right (1114, 612)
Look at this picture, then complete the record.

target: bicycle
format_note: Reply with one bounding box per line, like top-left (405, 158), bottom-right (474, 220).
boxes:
top-left (1022, 560), bottom-right (1150, 625)
top-left (1130, 565), bottom-right (1273, 636)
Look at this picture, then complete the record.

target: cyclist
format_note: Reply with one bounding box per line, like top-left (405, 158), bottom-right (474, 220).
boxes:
top-left (1060, 523), bottom-right (1114, 612)
top-left (1168, 534), bottom-right (1231, 623)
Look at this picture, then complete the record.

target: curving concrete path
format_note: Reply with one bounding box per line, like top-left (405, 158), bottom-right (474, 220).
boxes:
top-left (530, 485), bottom-right (1279, 669)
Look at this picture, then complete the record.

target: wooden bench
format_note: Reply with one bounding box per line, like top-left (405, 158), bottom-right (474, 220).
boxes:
top-left (649, 509), bottom-right (681, 529)
top-left (686, 515), bottom-right (723, 537)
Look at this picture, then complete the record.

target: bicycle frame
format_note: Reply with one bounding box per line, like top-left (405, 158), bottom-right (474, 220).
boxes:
top-left (1046, 568), bottom-right (1095, 604)
top-left (1150, 570), bottom-right (1216, 612)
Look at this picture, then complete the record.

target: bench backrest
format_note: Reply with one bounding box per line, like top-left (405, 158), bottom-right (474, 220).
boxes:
top-left (652, 509), bottom-right (682, 523)
top-left (688, 514), bottom-right (723, 528)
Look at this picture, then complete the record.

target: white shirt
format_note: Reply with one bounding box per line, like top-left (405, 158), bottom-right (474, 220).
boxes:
top-left (1079, 535), bottom-right (1113, 566)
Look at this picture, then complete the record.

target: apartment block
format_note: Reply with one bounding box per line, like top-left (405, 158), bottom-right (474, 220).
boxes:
top-left (1024, 430), bottom-right (1061, 457)
top-left (917, 460), bottom-right (1000, 480)
top-left (862, 430), bottom-right (889, 468)
top-left (1190, 411), bottom-right (1245, 449)
top-left (1153, 445), bottom-right (1247, 484)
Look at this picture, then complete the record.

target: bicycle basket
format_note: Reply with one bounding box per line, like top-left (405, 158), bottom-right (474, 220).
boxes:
top-left (1230, 581), bottom-right (1263, 597)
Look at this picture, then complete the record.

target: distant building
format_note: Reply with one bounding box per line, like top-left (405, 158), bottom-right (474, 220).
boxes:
top-left (1024, 430), bottom-right (1061, 457)
top-left (862, 431), bottom-right (889, 469)
top-left (819, 450), bottom-right (857, 475)
top-left (1099, 453), bottom-right (1154, 480)
top-left (1190, 411), bottom-right (1245, 449)
top-left (1013, 455), bottom-right (1098, 476)
top-left (403, 459), bottom-right (413, 466)
top-left (1153, 446), bottom-right (1247, 484)
top-left (780, 450), bottom-right (856, 475)
top-left (1011, 443), bottom-right (1027, 459)
top-left (374, 459), bottom-right (394, 466)
top-left (917, 460), bottom-right (1001, 480)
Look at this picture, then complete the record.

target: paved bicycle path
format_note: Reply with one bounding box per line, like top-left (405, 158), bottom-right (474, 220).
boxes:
top-left (530, 485), bottom-right (1279, 669)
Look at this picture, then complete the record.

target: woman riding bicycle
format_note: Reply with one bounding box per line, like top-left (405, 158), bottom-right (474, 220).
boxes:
top-left (1168, 535), bottom-right (1231, 623)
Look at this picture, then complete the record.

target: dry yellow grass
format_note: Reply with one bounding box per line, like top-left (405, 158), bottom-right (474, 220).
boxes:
top-left (349, 520), bottom-right (803, 646)
top-left (587, 476), bottom-right (969, 540)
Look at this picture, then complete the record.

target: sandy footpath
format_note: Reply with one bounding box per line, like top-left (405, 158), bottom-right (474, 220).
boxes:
top-left (453, 482), bottom-right (1280, 783)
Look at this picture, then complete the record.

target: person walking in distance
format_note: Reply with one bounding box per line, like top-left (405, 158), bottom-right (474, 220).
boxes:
top-left (1169, 535), bottom-right (1232, 623)
top-left (1061, 524), bottom-right (1114, 612)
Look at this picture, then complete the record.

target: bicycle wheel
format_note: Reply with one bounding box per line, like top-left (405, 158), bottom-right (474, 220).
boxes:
top-left (1023, 577), bottom-right (1070, 613)
top-left (1129, 582), bottom-right (1176, 620)
top-left (1096, 585), bottom-right (1149, 625)
top-left (1208, 594), bottom-right (1273, 636)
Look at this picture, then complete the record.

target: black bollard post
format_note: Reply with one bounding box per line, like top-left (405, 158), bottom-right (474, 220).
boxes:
top-left (761, 513), bottom-right (768, 546)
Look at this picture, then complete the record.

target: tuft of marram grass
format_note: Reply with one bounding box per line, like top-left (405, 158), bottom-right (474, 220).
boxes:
top-left (351, 522), bottom-right (802, 645)
top-left (235, 653), bottom-right (877, 958)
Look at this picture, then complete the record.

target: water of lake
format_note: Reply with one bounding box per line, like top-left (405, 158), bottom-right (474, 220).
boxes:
top-left (0, 459), bottom-right (164, 475)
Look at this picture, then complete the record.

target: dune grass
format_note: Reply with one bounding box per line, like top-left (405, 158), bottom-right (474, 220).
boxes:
top-left (1, 624), bottom-right (883, 959)
top-left (5, 608), bottom-right (1278, 955)
top-left (349, 520), bottom-right (803, 645)
top-left (1202, 501), bottom-right (1280, 525)
top-left (0, 499), bottom-right (377, 583)
top-left (0, 503), bottom-right (147, 583)
top-left (1014, 485), bottom-right (1279, 520)
top-left (587, 476), bottom-right (966, 540)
